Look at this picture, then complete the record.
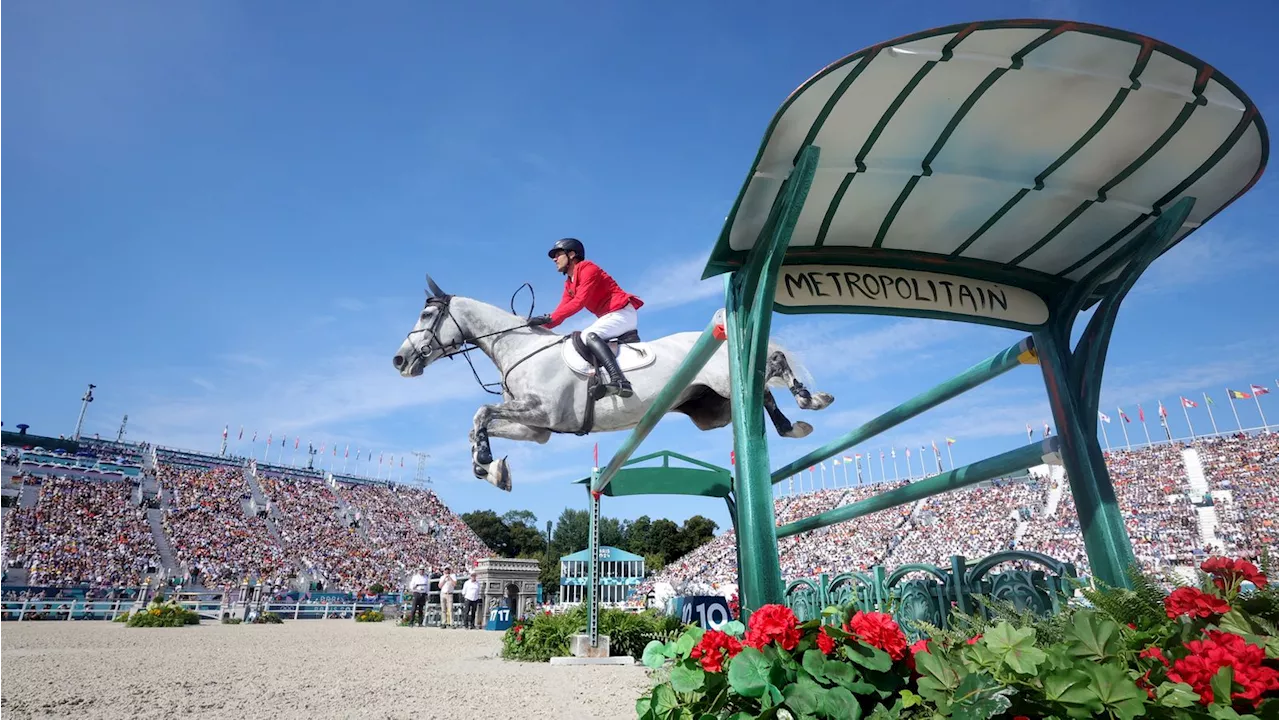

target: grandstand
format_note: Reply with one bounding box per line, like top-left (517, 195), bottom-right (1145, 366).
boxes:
top-left (643, 431), bottom-right (1278, 596)
top-left (2, 430), bottom-right (1275, 610)
top-left (1, 438), bottom-right (494, 602)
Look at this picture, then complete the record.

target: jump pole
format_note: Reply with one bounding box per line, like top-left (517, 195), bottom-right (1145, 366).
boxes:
top-left (777, 438), bottom-right (1058, 538)
top-left (771, 337), bottom-right (1038, 483)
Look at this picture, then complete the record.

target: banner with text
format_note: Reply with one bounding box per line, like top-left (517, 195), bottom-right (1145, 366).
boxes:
top-left (775, 265), bottom-right (1049, 326)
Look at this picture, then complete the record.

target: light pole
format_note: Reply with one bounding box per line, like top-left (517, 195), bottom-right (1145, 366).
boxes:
top-left (73, 384), bottom-right (96, 441)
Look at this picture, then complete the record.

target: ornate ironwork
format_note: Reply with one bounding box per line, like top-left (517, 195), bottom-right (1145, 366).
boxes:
top-left (784, 551), bottom-right (1080, 637)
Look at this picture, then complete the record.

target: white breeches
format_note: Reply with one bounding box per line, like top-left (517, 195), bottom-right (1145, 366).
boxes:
top-left (583, 304), bottom-right (638, 340)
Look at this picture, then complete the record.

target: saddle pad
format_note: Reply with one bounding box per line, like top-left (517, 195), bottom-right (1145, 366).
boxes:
top-left (561, 338), bottom-right (657, 377)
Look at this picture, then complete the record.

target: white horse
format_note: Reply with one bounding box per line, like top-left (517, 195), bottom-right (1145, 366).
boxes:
top-left (392, 276), bottom-right (834, 491)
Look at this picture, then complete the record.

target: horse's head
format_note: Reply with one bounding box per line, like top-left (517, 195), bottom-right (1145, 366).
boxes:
top-left (392, 275), bottom-right (465, 377)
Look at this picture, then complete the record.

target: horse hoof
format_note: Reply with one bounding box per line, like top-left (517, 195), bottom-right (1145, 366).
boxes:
top-left (485, 458), bottom-right (511, 492)
top-left (800, 392), bottom-right (835, 411)
top-left (784, 421), bottom-right (814, 439)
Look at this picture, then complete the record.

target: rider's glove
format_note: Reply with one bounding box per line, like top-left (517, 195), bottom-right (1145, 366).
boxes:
top-left (529, 315), bottom-right (552, 326)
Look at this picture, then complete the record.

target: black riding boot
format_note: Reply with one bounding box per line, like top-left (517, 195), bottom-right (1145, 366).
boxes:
top-left (584, 333), bottom-right (633, 398)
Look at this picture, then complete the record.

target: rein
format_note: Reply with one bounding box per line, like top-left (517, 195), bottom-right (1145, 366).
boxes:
top-left (406, 283), bottom-right (564, 397)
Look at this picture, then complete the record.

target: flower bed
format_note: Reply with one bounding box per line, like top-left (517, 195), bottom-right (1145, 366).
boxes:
top-left (121, 600), bottom-right (201, 628)
top-left (639, 555), bottom-right (1277, 719)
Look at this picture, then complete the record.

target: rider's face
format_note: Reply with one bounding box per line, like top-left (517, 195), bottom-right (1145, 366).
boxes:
top-left (552, 251), bottom-right (571, 273)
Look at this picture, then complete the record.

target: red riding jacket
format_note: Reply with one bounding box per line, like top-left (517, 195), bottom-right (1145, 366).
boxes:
top-left (545, 260), bottom-right (643, 329)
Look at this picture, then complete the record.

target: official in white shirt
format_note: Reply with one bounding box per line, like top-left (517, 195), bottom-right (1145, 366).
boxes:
top-left (408, 568), bottom-right (430, 627)
top-left (462, 571), bottom-right (482, 630)
top-left (438, 567), bottom-right (457, 628)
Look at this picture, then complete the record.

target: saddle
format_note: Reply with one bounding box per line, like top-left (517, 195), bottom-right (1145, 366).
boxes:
top-left (561, 330), bottom-right (655, 378)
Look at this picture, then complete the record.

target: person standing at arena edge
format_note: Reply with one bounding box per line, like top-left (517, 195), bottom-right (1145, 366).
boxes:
top-left (462, 570), bottom-right (482, 629)
top-left (530, 238), bottom-right (644, 398)
top-left (408, 567), bottom-right (429, 627)
top-left (438, 567), bottom-right (457, 628)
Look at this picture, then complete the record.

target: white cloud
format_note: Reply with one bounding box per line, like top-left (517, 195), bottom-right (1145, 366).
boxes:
top-left (631, 252), bottom-right (723, 312)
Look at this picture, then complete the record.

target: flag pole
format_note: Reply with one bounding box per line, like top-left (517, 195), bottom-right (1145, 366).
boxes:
top-left (843, 459), bottom-right (850, 486)
top-left (879, 451), bottom-right (886, 483)
top-left (1203, 393), bottom-right (1220, 436)
top-left (892, 449), bottom-right (900, 481)
top-left (1180, 399), bottom-right (1196, 440)
top-left (1118, 409), bottom-right (1131, 450)
top-left (1252, 389), bottom-right (1269, 431)
top-left (1099, 414), bottom-right (1112, 451)
top-left (1227, 390), bottom-right (1244, 432)
top-left (1159, 403), bottom-right (1173, 442)
top-left (1138, 406), bottom-right (1152, 447)
top-left (918, 447), bottom-right (928, 478)
top-left (945, 442), bottom-right (954, 470)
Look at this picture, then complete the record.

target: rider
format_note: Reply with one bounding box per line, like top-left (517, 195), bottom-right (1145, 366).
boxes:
top-left (530, 238), bottom-right (643, 398)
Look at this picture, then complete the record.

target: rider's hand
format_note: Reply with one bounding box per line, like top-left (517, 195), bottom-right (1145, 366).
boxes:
top-left (529, 315), bottom-right (552, 326)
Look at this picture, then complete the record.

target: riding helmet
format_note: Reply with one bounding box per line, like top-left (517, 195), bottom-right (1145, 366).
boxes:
top-left (548, 237), bottom-right (585, 259)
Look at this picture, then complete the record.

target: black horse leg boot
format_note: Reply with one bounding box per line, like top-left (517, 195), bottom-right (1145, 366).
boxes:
top-left (584, 333), bottom-right (633, 398)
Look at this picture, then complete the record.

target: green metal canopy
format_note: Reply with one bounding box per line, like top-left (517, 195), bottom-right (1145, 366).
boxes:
top-left (575, 450), bottom-right (732, 498)
top-left (701, 19), bottom-right (1267, 330)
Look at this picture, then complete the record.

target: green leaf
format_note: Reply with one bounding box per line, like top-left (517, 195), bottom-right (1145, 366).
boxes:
top-left (1042, 668), bottom-right (1102, 714)
top-left (821, 686), bottom-right (862, 719)
top-left (899, 689), bottom-right (924, 708)
top-left (802, 650), bottom-right (828, 681)
top-left (651, 684), bottom-right (679, 717)
top-left (783, 680), bottom-right (822, 716)
top-left (727, 647), bottom-right (772, 699)
top-left (720, 620), bottom-right (746, 637)
top-left (983, 621), bottom-right (1048, 676)
top-left (727, 714), bottom-right (754, 720)
top-left (914, 647), bottom-right (962, 704)
top-left (866, 702), bottom-right (902, 720)
top-left (949, 672), bottom-right (1014, 720)
top-left (824, 660), bottom-right (855, 685)
top-left (842, 642), bottom-right (893, 672)
top-left (766, 683), bottom-right (784, 707)
top-left (1211, 665), bottom-right (1234, 707)
top-left (821, 605), bottom-right (842, 617)
top-left (670, 663), bottom-right (706, 693)
top-left (1083, 663), bottom-right (1148, 720)
top-left (642, 640), bottom-right (671, 669)
top-left (674, 626), bottom-right (704, 657)
top-left (1155, 681), bottom-right (1200, 708)
top-left (1265, 636), bottom-right (1279, 660)
top-left (635, 695), bottom-right (653, 720)
top-left (1067, 612), bottom-right (1123, 663)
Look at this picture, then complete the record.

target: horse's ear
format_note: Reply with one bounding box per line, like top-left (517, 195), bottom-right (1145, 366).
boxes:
top-left (426, 274), bottom-right (445, 297)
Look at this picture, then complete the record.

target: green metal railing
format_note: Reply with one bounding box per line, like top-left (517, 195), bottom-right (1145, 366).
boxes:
top-left (783, 551), bottom-right (1080, 639)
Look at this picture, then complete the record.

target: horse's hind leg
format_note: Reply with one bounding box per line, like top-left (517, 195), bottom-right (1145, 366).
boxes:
top-left (764, 391), bottom-right (813, 439)
top-left (766, 349), bottom-right (834, 411)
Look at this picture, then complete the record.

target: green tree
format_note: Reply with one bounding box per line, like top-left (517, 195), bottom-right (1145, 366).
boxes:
top-left (625, 515), bottom-right (653, 556)
top-left (550, 508), bottom-right (590, 556)
top-left (678, 515), bottom-right (719, 556)
top-left (649, 518), bottom-right (683, 565)
top-left (502, 509), bottom-right (537, 527)
top-left (460, 510), bottom-right (510, 556)
top-left (599, 516), bottom-right (624, 549)
top-left (538, 551), bottom-right (560, 599)
top-left (509, 520), bottom-right (548, 558)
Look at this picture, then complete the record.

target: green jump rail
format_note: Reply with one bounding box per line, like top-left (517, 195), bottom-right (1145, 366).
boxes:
top-left (772, 336), bottom-right (1036, 484)
top-left (591, 310), bottom-right (727, 496)
top-left (777, 438), bottom-right (1059, 538)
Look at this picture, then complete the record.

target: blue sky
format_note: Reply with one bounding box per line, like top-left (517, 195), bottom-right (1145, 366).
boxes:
top-left (4, 0), bottom-right (1277, 535)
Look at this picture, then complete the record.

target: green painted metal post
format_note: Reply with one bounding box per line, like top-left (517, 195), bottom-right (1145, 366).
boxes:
top-left (771, 337), bottom-right (1036, 483)
top-left (1034, 327), bottom-right (1136, 588)
top-left (777, 439), bottom-right (1057, 538)
top-left (591, 313), bottom-right (726, 496)
top-left (587, 471), bottom-right (600, 646)
top-left (728, 144), bottom-right (821, 615)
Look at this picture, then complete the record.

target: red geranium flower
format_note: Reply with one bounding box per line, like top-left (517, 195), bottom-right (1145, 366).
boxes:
top-left (816, 627), bottom-right (836, 655)
top-left (1164, 586), bottom-right (1230, 619)
top-left (690, 629), bottom-right (743, 673)
top-left (1167, 631), bottom-right (1279, 707)
top-left (966, 634), bottom-right (983, 645)
top-left (1138, 646), bottom-right (1170, 667)
top-left (842, 611), bottom-right (908, 661)
top-left (743, 604), bottom-right (802, 652)
top-left (1201, 557), bottom-right (1269, 591)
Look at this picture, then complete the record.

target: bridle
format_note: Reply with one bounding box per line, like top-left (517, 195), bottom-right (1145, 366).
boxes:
top-left (402, 283), bottom-right (562, 397)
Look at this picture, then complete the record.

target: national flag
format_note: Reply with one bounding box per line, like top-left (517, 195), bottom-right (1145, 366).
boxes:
top-left (238, 426), bottom-right (244, 440)
top-left (832, 458), bottom-right (841, 465)
top-left (251, 430), bottom-right (257, 442)
top-left (267, 433), bottom-right (273, 446)
top-left (1098, 411), bottom-right (1111, 423)
top-left (295, 437), bottom-right (300, 449)
top-left (1119, 410), bottom-right (1130, 422)
top-left (854, 453), bottom-right (862, 460)
top-left (281, 436), bottom-right (286, 447)
top-left (400, 457), bottom-right (404, 467)
top-left (333, 445), bottom-right (337, 456)
top-left (945, 438), bottom-right (956, 446)
top-left (1228, 389), bottom-right (1252, 400)
top-left (930, 441), bottom-right (938, 453)
top-left (1043, 423), bottom-right (1051, 438)
top-left (1205, 395), bottom-right (1214, 406)
top-left (729, 450), bottom-right (735, 465)
top-left (1158, 402), bottom-right (1168, 418)
top-left (880, 450), bottom-right (885, 458)
top-left (808, 466), bottom-right (815, 472)
top-left (890, 448), bottom-right (895, 458)
top-left (843, 455), bottom-right (853, 462)
top-left (222, 425), bottom-right (228, 439)
top-left (344, 445), bottom-right (349, 458)
top-left (905, 448), bottom-right (911, 457)
top-left (379, 453), bottom-right (384, 465)
top-left (1137, 405), bottom-right (1145, 422)
top-left (1180, 397), bottom-right (1198, 408)
top-left (1250, 384), bottom-right (1270, 396)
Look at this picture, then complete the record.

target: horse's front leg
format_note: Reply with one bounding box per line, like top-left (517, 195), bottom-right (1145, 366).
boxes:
top-left (469, 399), bottom-right (549, 491)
